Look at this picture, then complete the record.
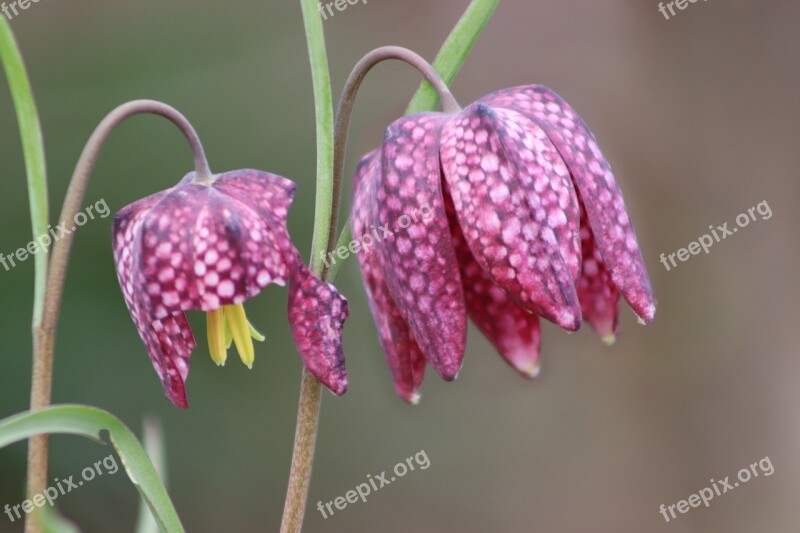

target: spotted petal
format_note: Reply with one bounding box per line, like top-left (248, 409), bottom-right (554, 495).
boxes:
top-left (370, 113), bottom-right (467, 380)
top-left (114, 192), bottom-right (196, 408)
top-left (113, 169), bottom-right (349, 406)
top-left (480, 86), bottom-right (655, 322)
top-left (445, 190), bottom-right (542, 377)
top-left (440, 103), bottom-right (581, 330)
top-left (352, 151), bottom-right (426, 402)
top-left (577, 200), bottom-right (620, 342)
top-left (213, 171), bottom-right (349, 395)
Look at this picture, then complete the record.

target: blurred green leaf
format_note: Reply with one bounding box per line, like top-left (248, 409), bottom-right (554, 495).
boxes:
top-left (301, 0), bottom-right (335, 275)
top-left (0, 406), bottom-right (184, 533)
top-left (405, 0), bottom-right (500, 114)
top-left (0, 18), bottom-right (50, 325)
top-left (41, 506), bottom-right (81, 533)
top-left (135, 417), bottom-right (166, 533)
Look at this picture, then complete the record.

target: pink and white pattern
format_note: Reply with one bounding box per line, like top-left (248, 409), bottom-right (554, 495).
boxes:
top-left (113, 169), bottom-right (349, 408)
top-left (351, 85), bottom-right (655, 401)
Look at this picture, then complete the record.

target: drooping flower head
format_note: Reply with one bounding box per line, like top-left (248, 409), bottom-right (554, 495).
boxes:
top-left (113, 169), bottom-right (348, 408)
top-left (351, 85), bottom-right (655, 402)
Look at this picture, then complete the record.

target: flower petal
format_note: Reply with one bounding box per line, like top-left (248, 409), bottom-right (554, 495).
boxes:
top-left (440, 103), bottom-right (581, 330)
top-left (372, 113), bottom-right (467, 380)
top-left (577, 200), bottom-right (620, 343)
top-left (214, 170), bottom-right (349, 394)
top-left (113, 192), bottom-right (196, 408)
top-left (286, 259), bottom-right (349, 395)
top-left (446, 192), bottom-right (542, 377)
top-left (352, 151), bottom-right (426, 402)
top-left (480, 86), bottom-right (655, 322)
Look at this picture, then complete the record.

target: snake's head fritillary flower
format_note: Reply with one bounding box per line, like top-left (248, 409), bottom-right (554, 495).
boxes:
top-left (113, 169), bottom-right (348, 408)
top-left (351, 85), bottom-right (654, 401)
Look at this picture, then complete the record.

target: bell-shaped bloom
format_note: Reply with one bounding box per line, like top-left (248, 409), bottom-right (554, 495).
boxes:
top-left (113, 169), bottom-right (348, 408)
top-left (351, 85), bottom-right (655, 402)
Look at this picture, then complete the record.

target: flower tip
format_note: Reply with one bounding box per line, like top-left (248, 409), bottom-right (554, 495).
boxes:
top-left (554, 308), bottom-right (582, 332)
top-left (520, 361), bottom-right (541, 379)
top-left (408, 392), bottom-right (422, 405)
top-left (327, 379), bottom-right (348, 396)
top-left (602, 333), bottom-right (617, 347)
top-left (636, 303), bottom-right (657, 325)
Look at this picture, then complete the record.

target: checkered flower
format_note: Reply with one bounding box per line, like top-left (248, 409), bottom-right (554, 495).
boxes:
top-left (351, 85), bottom-right (655, 402)
top-left (113, 169), bottom-right (349, 408)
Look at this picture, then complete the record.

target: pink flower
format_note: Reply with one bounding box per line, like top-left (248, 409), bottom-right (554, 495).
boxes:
top-left (351, 85), bottom-right (655, 402)
top-left (113, 169), bottom-right (348, 408)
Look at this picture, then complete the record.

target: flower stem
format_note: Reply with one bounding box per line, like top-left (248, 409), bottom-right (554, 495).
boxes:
top-left (282, 41), bottom-right (460, 533)
top-left (28, 99), bottom-right (209, 533)
top-left (325, 46), bottom-right (460, 273)
top-left (280, 1), bottom-right (332, 531)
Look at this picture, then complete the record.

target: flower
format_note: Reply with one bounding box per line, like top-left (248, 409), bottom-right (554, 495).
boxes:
top-left (351, 85), bottom-right (655, 402)
top-left (113, 169), bottom-right (348, 408)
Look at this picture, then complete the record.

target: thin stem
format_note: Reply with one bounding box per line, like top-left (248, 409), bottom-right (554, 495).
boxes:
top-left (280, 1), bottom-right (331, 531)
top-left (280, 368), bottom-right (323, 533)
top-left (26, 99), bottom-right (210, 533)
top-left (325, 46), bottom-right (460, 278)
top-left (280, 42), bottom-right (460, 532)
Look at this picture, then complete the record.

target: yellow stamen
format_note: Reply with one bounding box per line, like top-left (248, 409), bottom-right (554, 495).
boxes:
top-left (207, 308), bottom-right (228, 366)
top-left (248, 321), bottom-right (265, 342)
top-left (224, 303), bottom-right (264, 369)
top-left (224, 319), bottom-right (233, 349)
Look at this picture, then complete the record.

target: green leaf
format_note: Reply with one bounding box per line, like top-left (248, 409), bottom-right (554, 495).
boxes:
top-left (41, 506), bottom-right (81, 533)
top-left (134, 417), bottom-right (167, 533)
top-left (0, 19), bottom-right (50, 326)
top-left (300, 0), bottom-right (335, 276)
top-left (405, 0), bottom-right (501, 115)
top-left (0, 406), bottom-right (184, 533)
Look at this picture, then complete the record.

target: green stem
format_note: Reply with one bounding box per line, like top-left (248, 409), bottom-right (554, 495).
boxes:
top-left (0, 20), bottom-right (49, 533)
top-left (406, 0), bottom-right (501, 114)
top-left (283, 2), bottom-right (500, 531)
top-left (280, 1), bottom-right (333, 532)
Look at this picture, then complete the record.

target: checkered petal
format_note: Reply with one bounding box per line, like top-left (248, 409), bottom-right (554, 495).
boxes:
top-left (577, 200), bottom-right (620, 342)
top-left (371, 113), bottom-right (467, 380)
top-left (479, 85), bottom-right (655, 323)
top-left (212, 171), bottom-right (349, 395)
top-left (113, 191), bottom-right (196, 408)
top-left (445, 191), bottom-right (542, 377)
top-left (352, 151), bottom-right (426, 402)
top-left (113, 169), bottom-right (349, 406)
top-left (440, 103), bottom-right (582, 331)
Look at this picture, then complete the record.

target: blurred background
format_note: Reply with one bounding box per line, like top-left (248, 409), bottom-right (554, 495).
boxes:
top-left (1, 0), bottom-right (798, 531)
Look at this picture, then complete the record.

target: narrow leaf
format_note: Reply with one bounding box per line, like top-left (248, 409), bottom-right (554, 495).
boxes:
top-left (0, 19), bottom-right (50, 325)
top-left (0, 406), bottom-right (184, 533)
top-left (405, 0), bottom-right (501, 114)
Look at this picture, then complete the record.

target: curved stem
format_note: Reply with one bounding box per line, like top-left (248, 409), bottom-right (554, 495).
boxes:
top-left (280, 44), bottom-right (459, 533)
top-left (26, 99), bottom-right (210, 533)
top-left (323, 45), bottom-right (460, 279)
